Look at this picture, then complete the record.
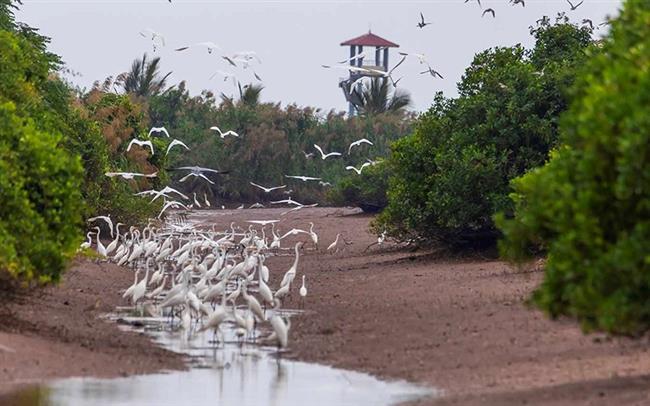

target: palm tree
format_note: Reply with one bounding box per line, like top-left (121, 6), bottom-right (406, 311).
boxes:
top-left (352, 78), bottom-right (411, 115)
top-left (117, 53), bottom-right (172, 98)
top-left (238, 83), bottom-right (264, 107)
top-left (219, 83), bottom-right (263, 110)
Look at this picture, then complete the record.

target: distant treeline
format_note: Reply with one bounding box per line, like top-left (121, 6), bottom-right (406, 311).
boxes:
top-left (0, 0), bottom-right (413, 284)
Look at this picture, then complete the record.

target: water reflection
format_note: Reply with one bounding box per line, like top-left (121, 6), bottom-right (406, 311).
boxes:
top-left (2, 312), bottom-right (435, 406)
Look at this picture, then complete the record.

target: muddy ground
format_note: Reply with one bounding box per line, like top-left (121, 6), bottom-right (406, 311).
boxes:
top-left (2, 207), bottom-right (650, 405)
top-left (0, 260), bottom-right (186, 396)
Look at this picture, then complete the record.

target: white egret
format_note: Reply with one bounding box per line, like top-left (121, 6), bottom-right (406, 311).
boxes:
top-left (313, 144), bottom-right (342, 160)
top-left (94, 226), bottom-right (107, 257)
top-left (166, 139), bottom-right (190, 155)
top-left (285, 175), bottom-right (321, 182)
top-left (280, 242), bottom-right (302, 288)
top-left (348, 138), bottom-right (374, 154)
top-left (346, 162), bottom-right (371, 175)
top-left (175, 41), bottom-right (220, 54)
top-left (210, 126), bottom-right (240, 138)
top-left (299, 275), bottom-right (307, 308)
top-left (105, 171), bottom-right (158, 180)
top-left (327, 233), bottom-right (341, 253)
top-left (148, 126), bottom-right (170, 138)
top-left (250, 182), bottom-right (286, 193)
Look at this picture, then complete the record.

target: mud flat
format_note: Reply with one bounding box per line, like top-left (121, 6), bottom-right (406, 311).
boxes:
top-left (3, 207), bottom-right (650, 405)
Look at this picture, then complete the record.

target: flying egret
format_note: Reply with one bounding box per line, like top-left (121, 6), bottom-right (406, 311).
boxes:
top-left (139, 28), bottom-right (165, 51)
top-left (210, 126), bottom-right (240, 138)
top-left (105, 171), bottom-right (158, 180)
top-left (247, 220), bottom-right (280, 226)
top-left (166, 139), bottom-right (190, 155)
top-left (285, 175), bottom-right (321, 182)
top-left (126, 139), bottom-right (155, 155)
top-left (158, 200), bottom-right (189, 219)
top-left (250, 182), bottom-right (286, 193)
top-left (345, 162), bottom-right (371, 175)
top-left (348, 138), bottom-right (374, 154)
top-left (148, 126), bottom-right (170, 138)
top-left (313, 144), bottom-right (342, 160)
top-left (175, 41), bottom-right (220, 54)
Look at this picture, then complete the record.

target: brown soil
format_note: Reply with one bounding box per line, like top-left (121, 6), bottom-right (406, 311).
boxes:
top-left (0, 259), bottom-right (186, 396)
top-left (2, 207), bottom-right (650, 406)
top-left (195, 207), bottom-right (650, 405)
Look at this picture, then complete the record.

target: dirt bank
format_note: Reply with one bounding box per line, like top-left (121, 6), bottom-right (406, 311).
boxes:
top-left (194, 207), bottom-right (650, 405)
top-left (0, 259), bottom-right (186, 396)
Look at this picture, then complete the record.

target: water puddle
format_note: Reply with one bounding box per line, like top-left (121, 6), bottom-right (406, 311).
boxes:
top-left (3, 308), bottom-right (436, 406)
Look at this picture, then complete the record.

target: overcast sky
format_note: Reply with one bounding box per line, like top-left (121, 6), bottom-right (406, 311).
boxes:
top-left (17, 0), bottom-right (621, 113)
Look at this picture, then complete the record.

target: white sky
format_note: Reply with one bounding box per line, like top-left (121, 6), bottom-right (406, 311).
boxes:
top-left (17, 0), bottom-right (622, 113)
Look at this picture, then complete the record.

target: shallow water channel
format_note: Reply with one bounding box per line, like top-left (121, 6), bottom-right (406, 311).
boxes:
top-left (4, 307), bottom-right (435, 406)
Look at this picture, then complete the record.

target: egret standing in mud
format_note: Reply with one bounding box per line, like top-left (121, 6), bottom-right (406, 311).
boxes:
top-left (299, 275), bottom-right (307, 309)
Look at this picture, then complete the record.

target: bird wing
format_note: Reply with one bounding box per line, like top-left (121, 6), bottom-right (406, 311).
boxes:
top-left (345, 166), bottom-right (361, 175)
top-left (225, 130), bottom-right (239, 137)
top-left (222, 56), bottom-right (237, 67)
top-left (179, 173), bottom-right (192, 183)
top-left (250, 182), bottom-right (268, 192)
top-left (198, 173), bottom-right (216, 184)
top-left (175, 46), bottom-right (190, 51)
top-left (126, 139), bottom-right (136, 152)
top-left (144, 141), bottom-right (154, 155)
top-left (388, 55), bottom-right (407, 76)
top-left (325, 152), bottom-right (342, 158)
top-left (210, 126), bottom-right (223, 135)
top-left (144, 171), bottom-right (158, 178)
top-left (166, 139), bottom-right (190, 155)
top-left (420, 12), bottom-right (425, 23)
top-left (313, 144), bottom-right (325, 159)
top-left (159, 127), bottom-right (170, 137)
top-left (195, 167), bottom-right (223, 174)
top-left (163, 187), bottom-right (189, 200)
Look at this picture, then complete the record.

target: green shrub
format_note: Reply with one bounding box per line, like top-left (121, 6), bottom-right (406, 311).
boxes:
top-left (496, 0), bottom-right (650, 334)
top-left (328, 160), bottom-right (389, 212)
top-left (376, 17), bottom-right (594, 245)
top-left (0, 101), bottom-right (83, 283)
top-left (0, 21), bottom-right (85, 284)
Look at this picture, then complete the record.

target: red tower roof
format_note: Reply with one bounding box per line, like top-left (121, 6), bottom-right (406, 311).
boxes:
top-left (340, 31), bottom-right (399, 48)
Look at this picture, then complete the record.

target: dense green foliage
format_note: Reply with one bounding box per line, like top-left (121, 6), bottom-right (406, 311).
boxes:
top-left (0, 2), bottom-right (165, 284)
top-left (497, 0), bottom-right (650, 334)
top-left (149, 83), bottom-right (412, 204)
top-left (0, 3), bottom-right (82, 283)
top-left (375, 17), bottom-right (594, 244)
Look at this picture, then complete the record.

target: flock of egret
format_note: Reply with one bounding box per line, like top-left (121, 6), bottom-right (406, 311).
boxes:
top-left (84, 213), bottom-right (333, 352)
